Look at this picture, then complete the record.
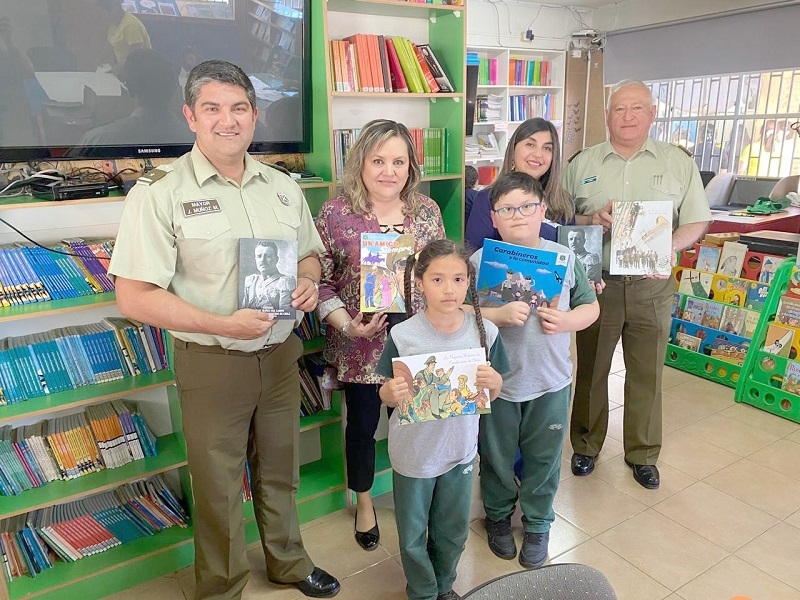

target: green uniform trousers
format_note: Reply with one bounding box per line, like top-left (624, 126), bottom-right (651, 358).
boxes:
top-left (479, 388), bottom-right (570, 533)
top-left (174, 334), bottom-right (314, 600)
top-left (393, 461), bottom-right (474, 600)
top-left (571, 275), bottom-right (674, 465)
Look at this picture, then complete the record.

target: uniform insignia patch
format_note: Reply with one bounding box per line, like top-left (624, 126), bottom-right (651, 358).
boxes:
top-left (277, 192), bottom-right (290, 206)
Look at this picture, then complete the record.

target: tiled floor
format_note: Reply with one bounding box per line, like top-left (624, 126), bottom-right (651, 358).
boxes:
top-left (106, 350), bottom-right (800, 600)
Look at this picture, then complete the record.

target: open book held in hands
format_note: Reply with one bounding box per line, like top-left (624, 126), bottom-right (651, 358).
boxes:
top-left (238, 238), bottom-right (298, 319)
top-left (391, 348), bottom-right (490, 424)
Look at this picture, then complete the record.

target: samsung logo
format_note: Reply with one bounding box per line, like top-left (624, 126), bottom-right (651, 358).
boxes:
top-left (138, 148), bottom-right (161, 154)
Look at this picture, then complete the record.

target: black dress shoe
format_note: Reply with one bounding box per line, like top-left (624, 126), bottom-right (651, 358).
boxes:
top-left (354, 508), bottom-right (380, 551)
top-left (571, 453), bottom-right (595, 476)
top-left (271, 567), bottom-right (341, 598)
top-left (628, 462), bottom-right (660, 489)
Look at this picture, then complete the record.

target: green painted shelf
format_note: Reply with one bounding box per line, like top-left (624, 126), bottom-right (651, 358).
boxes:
top-left (298, 408), bottom-right (341, 432)
top-left (327, 0), bottom-right (463, 19)
top-left (298, 457), bottom-right (346, 502)
top-left (0, 293), bottom-right (117, 323)
top-left (301, 336), bottom-right (325, 355)
top-left (0, 370), bottom-right (175, 425)
top-left (0, 432), bottom-right (187, 520)
top-left (7, 524), bottom-right (194, 600)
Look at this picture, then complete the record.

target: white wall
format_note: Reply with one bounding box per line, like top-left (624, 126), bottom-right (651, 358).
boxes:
top-left (466, 0), bottom-right (587, 51)
top-left (589, 0), bottom-right (784, 32)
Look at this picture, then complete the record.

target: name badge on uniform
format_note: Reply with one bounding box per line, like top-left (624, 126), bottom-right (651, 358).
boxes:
top-left (277, 192), bottom-right (290, 206)
top-left (580, 176), bottom-right (598, 185)
top-left (181, 199), bottom-right (222, 217)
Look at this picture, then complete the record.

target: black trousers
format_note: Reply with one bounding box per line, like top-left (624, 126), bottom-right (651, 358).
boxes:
top-left (343, 382), bottom-right (383, 493)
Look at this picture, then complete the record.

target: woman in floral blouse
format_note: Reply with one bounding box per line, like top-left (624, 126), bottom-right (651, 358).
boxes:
top-left (316, 119), bottom-right (446, 550)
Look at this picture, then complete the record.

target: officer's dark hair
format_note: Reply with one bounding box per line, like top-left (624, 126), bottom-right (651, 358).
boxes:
top-left (185, 60), bottom-right (256, 111)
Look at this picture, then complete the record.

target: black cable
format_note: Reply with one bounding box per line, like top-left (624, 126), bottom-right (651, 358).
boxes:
top-left (0, 215), bottom-right (111, 261)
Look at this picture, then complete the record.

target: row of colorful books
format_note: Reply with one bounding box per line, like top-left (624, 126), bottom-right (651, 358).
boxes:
top-left (475, 94), bottom-right (503, 123)
top-left (508, 93), bottom-right (556, 123)
top-left (509, 58), bottom-right (552, 87)
top-left (0, 318), bottom-right (168, 405)
top-left (0, 400), bottom-right (157, 496)
top-left (0, 238), bottom-right (114, 307)
top-left (329, 36), bottom-right (453, 95)
top-left (763, 289), bottom-right (800, 361)
top-left (470, 54), bottom-right (499, 86)
top-left (332, 127), bottom-right (448, 180)
top-left (293, 311), bottom-right (325, 342)
top-left (692, 241), bottom-right (782, 284)
top-left (0, 475), bottom-right (188, 580)
top-left (674, 294), bottom-right (759, 339)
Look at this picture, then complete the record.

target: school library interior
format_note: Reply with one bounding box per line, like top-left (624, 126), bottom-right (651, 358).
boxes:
top-left (1, 1), bottom-right (800, 599)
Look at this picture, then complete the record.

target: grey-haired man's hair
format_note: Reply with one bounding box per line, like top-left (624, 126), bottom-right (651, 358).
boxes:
top-left (606, 79), bottom-right (655, 110)
top-left (184, 60), bottom-right (256, 111)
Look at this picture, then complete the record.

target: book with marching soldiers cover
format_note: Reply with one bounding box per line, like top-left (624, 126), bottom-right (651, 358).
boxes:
top-left (238, 239), bottom-right (298, 319)
top-left (391, 348), bottom-right (489, 424)
top-left (476, 239), bottom-right (570, 309)
top-left (610, 201), bottom-right (673, 276)
top-left (360, 233), bottom-right (415, 313)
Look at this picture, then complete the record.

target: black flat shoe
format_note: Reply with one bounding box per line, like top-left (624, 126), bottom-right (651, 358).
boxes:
top-left (270, 567), bottom-right (340, 598)
top-left (627, 461), bottom-right (660, 489)
top-left (355, 508), bottom-right (380, 551)
top-left (571, 453), bottom-right (595, 476)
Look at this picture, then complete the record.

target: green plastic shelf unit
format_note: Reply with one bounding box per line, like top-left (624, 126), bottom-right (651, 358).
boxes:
top-left (665, 343), bottom-right (742, 388)
top-left (736, 256), bottom-right (800, 423)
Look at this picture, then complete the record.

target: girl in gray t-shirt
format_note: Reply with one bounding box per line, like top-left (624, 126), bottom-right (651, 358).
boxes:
top-left (377, 239), bottom-right (509, 600)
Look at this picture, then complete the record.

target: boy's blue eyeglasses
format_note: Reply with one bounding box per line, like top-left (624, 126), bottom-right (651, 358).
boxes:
top-left (492, 202), bottom-right (542, 219)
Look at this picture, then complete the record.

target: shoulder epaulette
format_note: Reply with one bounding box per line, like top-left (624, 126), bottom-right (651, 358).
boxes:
top-left (261, 162), bottom-right (292, 177)
top-left (137, 165), bottom-right (173, 186)
top-left (567, 149), bottom-right (584, 163)
top-left (673, 144), bottom-right (693, 157)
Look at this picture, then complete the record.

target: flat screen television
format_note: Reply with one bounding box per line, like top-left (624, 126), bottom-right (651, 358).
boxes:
top-left (0, 0), bottom-right (311, 161)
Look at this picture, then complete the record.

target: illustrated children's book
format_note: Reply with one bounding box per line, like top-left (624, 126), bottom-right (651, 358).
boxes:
top-left (716, 241), bottom-right (748, 278)
top-left (391, 348), bottom-right (490, 423)
top-left (476, 239), bottom-right (570, 309)
top-left (695, 245), bottom-right (722, 273)
top-left (677, 269), bottom-right (712, 299)
top-left (671, 293), bottom-right (683, 319)
top-left (720, 305), bottom-right (746, 336)
top-left (557, 225), bottom-right (603, 286)
top-left (681, 298), bottom-right (706, 325)
top-left (700, 301), bottom-right (723, 330)
top-left (758, 255), bottom-right (783, 284)
top-left (782, 361), bottom-right (800, 394)
top-left (675, 332), bottom-right (702, 352)
top-left (764, 323), bottom-right (794, 358)
top-left (360, 233), bottom-right (415, 313)
top-left (610, 200), bottom-right (673, 276)
top-left (238, 238), bottom-right (298, 319)
top-left (776, 297), bottom-right (800, 328)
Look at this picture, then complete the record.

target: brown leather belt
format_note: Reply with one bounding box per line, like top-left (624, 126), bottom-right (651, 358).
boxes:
top-left (602, 272), bottom-right (647, 282)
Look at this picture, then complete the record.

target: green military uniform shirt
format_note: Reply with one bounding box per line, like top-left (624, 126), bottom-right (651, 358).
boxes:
top-left (108, 144), bottom-right (324, 352)
top-left (563, 138), bottom-right (712, 270)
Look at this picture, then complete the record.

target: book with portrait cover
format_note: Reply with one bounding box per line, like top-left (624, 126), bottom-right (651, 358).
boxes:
top-left (238, 239), bottom-right (298, 319)
top-left (610, 200), bottom-right (673, 276)
top-left (391, 348), bottom-right (489, 423)
top-left (360, 233), bottom-right (415, 313)
top-left (557, 225), bottom-right (603, 285)
top-left (476, 239), bottom-right (570, 309)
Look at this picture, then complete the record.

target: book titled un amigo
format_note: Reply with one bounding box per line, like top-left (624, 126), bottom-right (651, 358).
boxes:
top-left (610, 200), bottom-right (673, 276)
top-left (476, 239), bottom-right (569, 308)
top-left (360, 233), bottom-right (414, 313)
top-left (238, 238), bottom-right (298, 320)
top-left (391, 348), bottom-right (489, 424)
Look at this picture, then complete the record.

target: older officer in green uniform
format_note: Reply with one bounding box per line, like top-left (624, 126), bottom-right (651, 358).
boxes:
top-left (564, 79), bottom-right (711, 490)
top-left (108, 60), bottom-right (340, 599)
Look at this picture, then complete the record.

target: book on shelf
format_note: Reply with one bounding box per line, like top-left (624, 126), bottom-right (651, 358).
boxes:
top-left (695, 245), bottom-right (722, 273)
top-left (677, 269), bottom-right (712, 299)
top-left (417, 43), bottom-right (454, 92)
top-left (671, 292), bottom-right (683, 319)
top-left (716, 241), bottom-right (748, 278)
top-left (681, 298), bottom-right (706, 325)
top-left (508, 93), bottom-right (555, 122)
top-left (756, 255), bottom-right (783, 284)
top-left (238, 238), bottom-right (298, 319)
top-left (675, 332), bottom-right (702, 352)
top-left (360, 233), bottom-right (414, 313)
top-left (700, 301), bottom-right (723, 330)
top-left (475, 132), bottom-right (499, 158)
top-left (764, 323), bottom-right (794, 358)
top-left (557, 225), bottom-right (602, 286)
top-left (508, 57), bottom-right (550, 86)
top-left (391, 348), bottom-right (490, 423)
top-left (776, 297), bottom-right (800, 328)
top-left (720, 305), bottom-right (747, 337)
top-left (476, 239), bottom-right (570, 308)
top-left (708, 339), bottom-right (748, 365)
top-left (610, 200), bottom-right (673, 276)
top-left (782, 361), bottom-right (800, 394)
